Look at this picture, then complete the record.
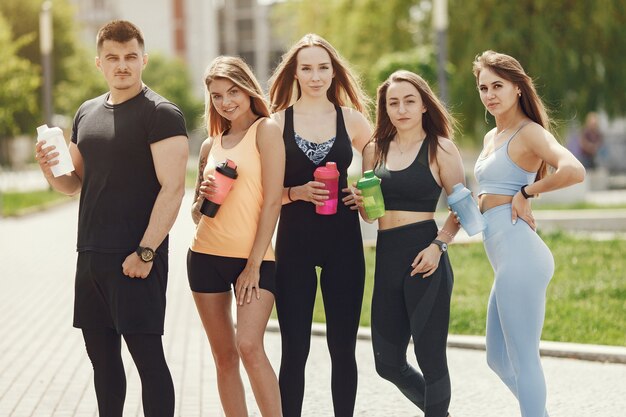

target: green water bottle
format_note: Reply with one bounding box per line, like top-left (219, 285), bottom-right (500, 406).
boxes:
top-left (356, 170), bottom-right (385, 219)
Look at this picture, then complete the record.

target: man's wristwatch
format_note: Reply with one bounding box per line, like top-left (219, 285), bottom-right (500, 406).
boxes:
top-left (136, 246), bottom-right (155, 263)
top-left (431, 239), bottom-right (448, 253)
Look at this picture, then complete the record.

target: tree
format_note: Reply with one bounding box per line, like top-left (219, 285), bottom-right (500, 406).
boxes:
top-left (446, 0), bottom-right (626, 140)
top-left (369, 47), bottom-right (439, 94)
top-left (0, 0), bottom-right (101, 134)
top-left (273, 0), bottom-right (626, 144)
top-left (142, 53), bottom-right (204, 131)
top-left (271, 0), bottom-right (416, 87)
top-left (0, 12), bottom-right (39, 164)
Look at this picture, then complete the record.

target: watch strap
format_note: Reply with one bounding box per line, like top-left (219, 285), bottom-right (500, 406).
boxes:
top-left (520, 184), bottom-right (534, 199)
top-left (136, 246), bottom-right (155, 262)
top-left (432, 239), bottom-right (447, 252)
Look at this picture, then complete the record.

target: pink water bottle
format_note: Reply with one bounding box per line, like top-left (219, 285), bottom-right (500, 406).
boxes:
top-left (200, 159), bottom-right (238, 218)
top-left (313, 162), bottom-right (339, 215)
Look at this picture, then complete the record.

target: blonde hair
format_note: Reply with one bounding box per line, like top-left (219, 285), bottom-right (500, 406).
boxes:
top-left (268, 33), bottom-right (370, 114)
top-left (472, 50), bottom-right (549, 181)
top-left (203, 56), bottom-right (270, 137)
top-left (372, 70), bottom-right (455, 168)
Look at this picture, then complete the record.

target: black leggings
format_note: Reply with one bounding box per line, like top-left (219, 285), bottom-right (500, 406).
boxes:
top-left (371, 221), bottom-right (453, 417)
top-left (82, 328), bottom-right (174, 417)
top-left (275, 210), bottom-right (365, 417)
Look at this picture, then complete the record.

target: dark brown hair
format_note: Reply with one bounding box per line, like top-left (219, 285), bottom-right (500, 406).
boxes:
top-left (473, 50), bottom-right (549, 181)
top-left (372, 70), bottom-right (455, 168)
top-left (96, 20), bottom-right (145, 53)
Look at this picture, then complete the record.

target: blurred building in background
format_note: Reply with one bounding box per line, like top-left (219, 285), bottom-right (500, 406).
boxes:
top-left (69, 0), bottom-right (285, 96)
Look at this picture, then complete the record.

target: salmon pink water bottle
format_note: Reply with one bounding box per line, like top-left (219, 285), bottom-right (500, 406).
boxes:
top-left (201, 159), bottom-right (238, 218)
top-left (313, 162), bottom-right (339, 215)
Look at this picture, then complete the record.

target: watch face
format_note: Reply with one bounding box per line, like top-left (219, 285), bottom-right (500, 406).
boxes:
top-left (441, 243), bottom-right (448, 252)
top-left (140, 248), bottom-right (154, 262)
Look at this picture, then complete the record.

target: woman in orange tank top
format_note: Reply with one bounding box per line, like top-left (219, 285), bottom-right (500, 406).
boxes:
top-left (187, 56), bottom-right (285, 417)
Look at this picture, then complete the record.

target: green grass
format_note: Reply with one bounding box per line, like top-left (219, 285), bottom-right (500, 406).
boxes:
top-left (308, 231), bottom-right (626, 346)
top-left (1, 189), bottom-right (72, 217)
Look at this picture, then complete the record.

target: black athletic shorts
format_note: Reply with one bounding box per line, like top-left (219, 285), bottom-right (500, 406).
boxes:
top-left (186, 249), bottom-right (276, 295)
top-left (73, 251), bottom-right (168, 335)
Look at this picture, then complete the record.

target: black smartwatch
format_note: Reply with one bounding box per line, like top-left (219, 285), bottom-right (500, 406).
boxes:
top-left (136, 246), bottom-right (155, 263)
top-left (431, 239), bottom-right (448, 253)
top-left (520, 184), bottom-right (535, 199)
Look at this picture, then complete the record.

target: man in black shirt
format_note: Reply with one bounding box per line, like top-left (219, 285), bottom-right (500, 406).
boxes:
top-left (35, 20), bottom-right (188, 416)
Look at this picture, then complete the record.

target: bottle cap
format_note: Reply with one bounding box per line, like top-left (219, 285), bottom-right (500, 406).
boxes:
top-left (216, 159), bottom-right (238, 179)
top-left (357, 170), bottom-right (381, 189)
top-left (36, 124), bottom-right (49, 136)
top-left (314, 161), bottom-right (340, 180)
top-left (447, 183), bottom-right (471, 205)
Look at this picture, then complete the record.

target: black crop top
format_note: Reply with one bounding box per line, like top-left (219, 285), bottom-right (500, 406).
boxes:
top-left (373, 137), bottom-right (442, 212)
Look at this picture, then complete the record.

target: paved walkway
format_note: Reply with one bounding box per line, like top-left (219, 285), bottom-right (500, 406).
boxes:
top-left (1, 197), bottom-right (625, 416)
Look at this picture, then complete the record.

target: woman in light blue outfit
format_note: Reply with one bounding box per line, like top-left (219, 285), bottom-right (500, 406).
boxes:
top-left (472, 51), bottom-right (585, 417)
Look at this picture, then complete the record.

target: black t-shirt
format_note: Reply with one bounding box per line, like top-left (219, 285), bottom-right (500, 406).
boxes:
top-left (71, 86), bottom-right (187, 254)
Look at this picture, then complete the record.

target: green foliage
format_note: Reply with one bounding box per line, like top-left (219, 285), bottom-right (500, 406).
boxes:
top-left (447, 0), bottom-right (626, 140)
top-left (271, 0), bottom-right (417, 90)
top-left (0, 0), bottom-right (85, 133)
top-left (54, 47), bottom-right (107, 119)
top-left (310, 233), bottom-right (626, 346)
top-left (0, 12), bottom-right (39, 140)
top-left (142, 53), bottom-right (204, 130)
top-left (273, 0), bottom-right (626, 145)
top-left (367, 46), bottom-right (440, 97)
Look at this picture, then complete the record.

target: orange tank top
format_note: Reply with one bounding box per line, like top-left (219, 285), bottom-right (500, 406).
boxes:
top-left (191, 118), bottom-right (274, 261)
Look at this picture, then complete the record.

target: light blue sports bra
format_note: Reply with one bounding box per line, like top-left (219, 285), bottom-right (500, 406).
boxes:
top-left (474, 123), bottom-right (537, 197)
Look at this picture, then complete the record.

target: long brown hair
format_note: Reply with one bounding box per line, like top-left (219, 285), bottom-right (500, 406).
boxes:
top-left (268, 33), bottom-right (370, 114)
top-left (372, 70), bottom-right (455, 168)
top-left (472, 50), bottom-right (549, 181)
top-left (203, 56), bottom-right (270, 137)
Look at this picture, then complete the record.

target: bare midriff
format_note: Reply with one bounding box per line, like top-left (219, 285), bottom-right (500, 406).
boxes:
top-left (478, 194), bottom-right (513, 213)
top-left (378, 210), bottom-right (435, 231)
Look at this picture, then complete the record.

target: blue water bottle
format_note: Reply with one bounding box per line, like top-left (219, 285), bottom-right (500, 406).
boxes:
top-left (447, 183), bottom-right (486, 236)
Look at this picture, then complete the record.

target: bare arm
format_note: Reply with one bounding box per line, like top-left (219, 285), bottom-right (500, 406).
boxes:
top-left (411, 138), bottom-right (464, 278)
top-left (35, 141), bottom-right (84, 196)
top-left (248, 119), bottom-right (285, 265)
top-left (191, 138), bottom-right (213, 225)
top-left (434, 138), bottom-right (465, 244)
top-left (270, 111), bottom-right (295, 206)
top-left (344, 107), bottom-right (373, 154)
top-left (122, 135), bottom-right (189, 278)
top-left (507, 124), bottom-right (584, 229)
top-left (340, 107), bottom-right (373, 211)
top-left (521, 125), bottom-right (586, 196)
top-left (235, 119), bottom-right (286, 304)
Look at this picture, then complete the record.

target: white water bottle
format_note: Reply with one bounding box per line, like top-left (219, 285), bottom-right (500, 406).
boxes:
top-left (447, 183), bottom-right (486, 236)
top-left (36, 124), bottom-right (75, 177)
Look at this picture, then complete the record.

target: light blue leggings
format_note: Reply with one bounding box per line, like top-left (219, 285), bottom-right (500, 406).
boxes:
top-left (482, 204), bottom-right (554, 417)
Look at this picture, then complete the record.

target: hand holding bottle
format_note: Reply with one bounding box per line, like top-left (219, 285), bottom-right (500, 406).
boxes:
top-left (313, 162), bottom-right (339, 215)
top-left (289, 181), bottom-right (329, 206)
top-left (199, 175), bottom-right (218, 200)
top-left (200, 159), bottom-right (238, 218)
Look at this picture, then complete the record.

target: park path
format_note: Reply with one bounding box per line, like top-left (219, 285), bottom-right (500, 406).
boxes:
top-left (1, 196), bottom-right (625, 416)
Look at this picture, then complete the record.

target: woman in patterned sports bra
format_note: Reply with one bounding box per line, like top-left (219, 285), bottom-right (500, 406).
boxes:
top-left (473, 50), bottom-right (585, 417)
top-left (355, 70), bottom-right (464, 417)
top-left (269, 34), bottom-right (372, 417)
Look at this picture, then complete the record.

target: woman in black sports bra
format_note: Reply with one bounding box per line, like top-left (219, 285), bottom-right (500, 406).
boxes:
top-left (268, 34), bottom-right (372, 417)
top-left (355, 70), bottom-right (464, 417)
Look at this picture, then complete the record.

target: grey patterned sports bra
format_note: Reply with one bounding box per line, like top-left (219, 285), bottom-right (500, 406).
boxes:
top-left (294, 133), bottom-right (336, 166)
